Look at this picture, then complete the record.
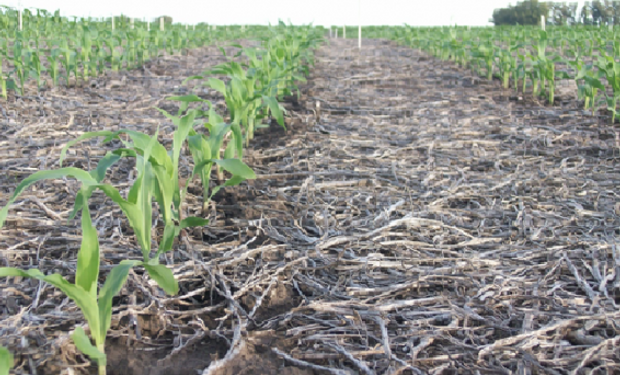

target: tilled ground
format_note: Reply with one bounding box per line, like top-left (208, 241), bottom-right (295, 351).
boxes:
top-left (1, 38), bottom-right (619, 375)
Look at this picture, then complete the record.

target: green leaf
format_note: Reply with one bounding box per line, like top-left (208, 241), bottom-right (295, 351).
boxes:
top-left (143, 264), bottom-right (179, 295)
top-left (95, 184), bottom-right (149, 254)
top-left (166, 94), bottom-right (211, 105)
top-left (585, 76), bottom-right (605, 90)
top-left (151, 165), bottom-right (175, 224)
top-left (98, 260), bottom-right (140, 340)
top-left (59, 131), bottom-right (115, 166)
top-left (209, 175), bottom-right (247, 199)
top-left (208, 78), bottom-right (226, 95)
top-left (74, 193), bottom-right (99, 299)
top-left (90, 152), bottom-right (122, 182)
top-left (0, 347), bottom-right (13, 375)
top-left (0, 168), bottom-right (97, 228)
top-left (179, 216), bottom-right (210, 229)
top-left (182, 75), bottom-right (204, 85)
top-left (157, 222), bottom-right (176, 256)
top-left (71, 327), bottom-right (106, 367)
top-left (213, 159), bottom-right (256, 179)
top-left (0, 268), bottom-right (100, 345)
top-left (223, 140), bottom-right (235, 159)
top-left (263, 96), bottom-right (285, 128)
top-left (231, 122), bottom-right (244, 159)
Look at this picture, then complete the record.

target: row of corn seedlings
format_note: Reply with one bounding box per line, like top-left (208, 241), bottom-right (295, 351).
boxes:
top-left (0, 20), bottom-right (322, 375)
top-left (0, 6), bottom-right (284, 98)
top-left (364, 25), bottom-right (620, 123)
top-left (186, 23), bottom-right (321, 147)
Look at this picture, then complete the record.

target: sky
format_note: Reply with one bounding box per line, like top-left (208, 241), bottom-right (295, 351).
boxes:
top-left (3, 0), bottom-right (587, 27)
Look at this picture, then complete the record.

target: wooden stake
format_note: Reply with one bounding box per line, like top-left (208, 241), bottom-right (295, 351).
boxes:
top-left (358, 0), bottom-right (362, 49)
top-left (17, 1), bottom-right (22, 31)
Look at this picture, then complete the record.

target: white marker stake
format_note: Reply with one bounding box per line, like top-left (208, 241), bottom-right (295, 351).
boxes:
top-left (343, 25), bottom-right (346, 38)
top-left (131, 18), bottom-right (134, 29)
top-left (541, 15), bottom-right (545, 31)
top-left (111, 14), bottom-right (114, 30)
top-left (335, 28), bottom-right (338, 38)
top-left (160, 17), bottom-right (164, 31)
top-left (147, 18), bottom-right (150, 32)
top-left (358, 0), bottom-right (362, 49)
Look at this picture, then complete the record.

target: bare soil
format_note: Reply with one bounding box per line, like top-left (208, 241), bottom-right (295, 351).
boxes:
top-left (1, 37), bottom-right (619, 375)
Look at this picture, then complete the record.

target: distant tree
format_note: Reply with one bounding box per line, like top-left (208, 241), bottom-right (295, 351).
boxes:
top-left (549, 2), bottom-right (579, 25)
top-left (591, 0), bottom-right (611, 24)
top-left (581, 1), bottom-right (594, 24)
top-left (491, 0), bottom-right (550, 26)
top-left (491, 0), bottom-right (620, 26)
top-left (611, 0), bottom-right (620, 24)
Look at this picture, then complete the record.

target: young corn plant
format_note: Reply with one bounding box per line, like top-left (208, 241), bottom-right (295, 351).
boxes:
top-left (0, 111), bottom-right (229, 373)
top-left (60, 123), bottom-right (203, 260)
top-left (471, 43), bottom-right (495, 81)
top-left (574, 61), bottom-right (604, 115)
top-left (0, 54), bottom-right (7, 99)
top-left (161, 96), bottom-right (255, 212)
top-left (597, 55), bottom-right (620, 122)
top-left (497, 46), bottom-right (514, 89)
top-left (187, 61), bottom-right (284, 146)
top-left (0, 161), bottom-right (178, 375)
top-left (46, 47), bottom-right (62, 86)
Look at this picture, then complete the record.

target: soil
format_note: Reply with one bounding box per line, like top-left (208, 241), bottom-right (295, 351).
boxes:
top-left (1, 37), bottom-right (619, 375)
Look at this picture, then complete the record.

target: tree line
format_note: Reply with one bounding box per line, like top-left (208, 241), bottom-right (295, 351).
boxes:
top-left (491, 0), bottom-right (620, 26)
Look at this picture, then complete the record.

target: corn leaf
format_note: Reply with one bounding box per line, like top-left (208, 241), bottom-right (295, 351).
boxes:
top-left (0, 268), bottom-right (100, 344)
top-left (179, 217), bottom-right (210, 229)
top-left (213, 159), bottom-right (256, 179)
top-left (209, 175), bottom-right (247, 199)
top-left (95, 184), bottom-right (150, 254)
top-left (143, 263), bottom-right (179, 295)
top-left (60, 131), bottom-right (115, 166)
top-left (71, 327), bottom-right (106, 366)
top-left (207, 78), bottom-right (226, 95)
top-left (262, 96), bottom-right (285, 128)
top-left (0, 347), bottom-right (13, 375)
top-left (98, 260), bottom-right (141, 340)
top-left (182, 75), bottom-right (204, 85)
top-left (157, 222), bottom-right (176, 256)
top-left (74, 193), bottom-right (99, 299)
top-left (0, 168), bottom-right (97, 228)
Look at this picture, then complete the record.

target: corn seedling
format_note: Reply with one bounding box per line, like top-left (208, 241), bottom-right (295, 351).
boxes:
top-left (597, 54), bottom-right (620, 122)
top-left (0, 165), bottom-right (178, 375)
top-left (160, 97), bottom-right (254, 211)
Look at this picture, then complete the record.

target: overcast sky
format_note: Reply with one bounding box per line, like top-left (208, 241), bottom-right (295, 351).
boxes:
top-left (3, 0), bottom-right (587, 26)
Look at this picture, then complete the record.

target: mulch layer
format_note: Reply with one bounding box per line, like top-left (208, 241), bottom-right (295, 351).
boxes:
top-left (0, 37), bottom-right (619, 375)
